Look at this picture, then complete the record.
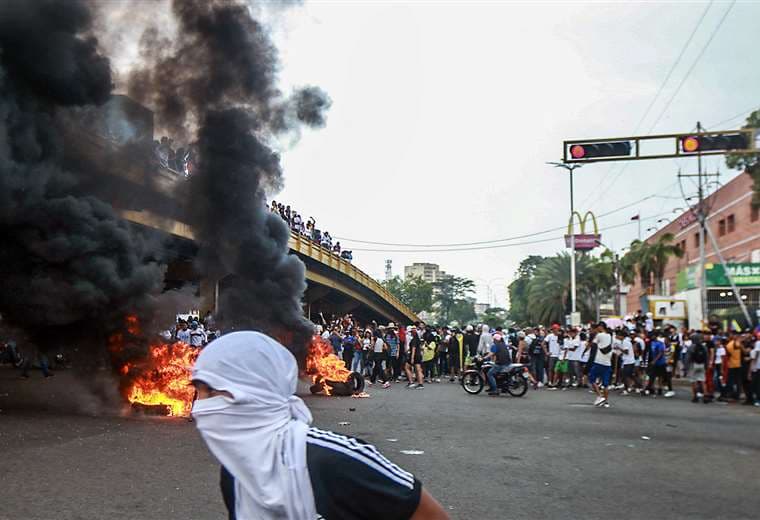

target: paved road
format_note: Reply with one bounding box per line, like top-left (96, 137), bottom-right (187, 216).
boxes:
top-left (1, 367), bottom-right (759, 519)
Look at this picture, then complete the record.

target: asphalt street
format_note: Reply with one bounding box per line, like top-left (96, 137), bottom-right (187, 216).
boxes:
top-left (1, 367), bottom-right (759, 520)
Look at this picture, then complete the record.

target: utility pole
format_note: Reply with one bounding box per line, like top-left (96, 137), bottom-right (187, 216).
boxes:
top-left (697, 121), bottom-right (707, 329)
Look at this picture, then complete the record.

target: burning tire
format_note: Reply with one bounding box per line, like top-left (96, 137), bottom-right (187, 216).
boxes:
top-left (310, 371), bottom-right (365, 396)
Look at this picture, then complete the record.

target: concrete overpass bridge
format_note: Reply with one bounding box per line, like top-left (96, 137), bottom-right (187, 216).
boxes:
top-left (120, 208), bottom-right (417, 326)
top-left (61, 95), bottom-right (416, 325)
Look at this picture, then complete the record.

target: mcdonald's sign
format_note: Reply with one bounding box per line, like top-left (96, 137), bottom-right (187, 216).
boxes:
top-left (565, 211), bottom-right (600, 251)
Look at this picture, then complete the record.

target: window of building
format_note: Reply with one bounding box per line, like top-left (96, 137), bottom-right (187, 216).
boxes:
top-left (727, 214), bottom-right (735, 233)
top-left (751, 204), bottom-right (759, 223)
top-left (694, 232), bottom-right (700, 247)
top-left (718, 219), bottom-right (726, 236)
top-left (679, 240), bottom-right (686, 253)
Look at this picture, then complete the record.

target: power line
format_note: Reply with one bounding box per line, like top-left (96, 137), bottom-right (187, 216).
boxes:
top-left (579, 4), bottom-right (713, 209)
top-left (632, 1), bottom-right (713, 135)
top-left (350, 211), bottom-right (672, 253)
top-left (336, 190), bottom-right (674, 247)
top-left (646, 0), bottom-right (736, 133)
top-left (704, 104), bottom-right (760, 130)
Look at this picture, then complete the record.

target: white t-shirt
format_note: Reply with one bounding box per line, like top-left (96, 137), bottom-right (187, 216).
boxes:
top-left (373, 337), bottom-right (385, 353)
top-left (618, 337), bottom-right (636, 365)
top-left (362, 338), bottom-right (371, 351)
top-left (546, 333), bottom-right (561, 357)
top-left (176, 329), bottom-right (191, 343)
top-left (645, 318), bottom-right (654, 332)
top-left (715, 346), bottom-right (726, 365)
top-left (567, 337), bottom-right (583, 361)
top-left (579, 340), bottom-right (590, 363)
top-left (750, 341), bottom-right (760, 372)
top-left (593, 332), bottom-right (613, 366)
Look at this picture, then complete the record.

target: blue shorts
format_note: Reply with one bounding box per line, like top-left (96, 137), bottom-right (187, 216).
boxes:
top-left (589, 363), bottom-right (612, 388)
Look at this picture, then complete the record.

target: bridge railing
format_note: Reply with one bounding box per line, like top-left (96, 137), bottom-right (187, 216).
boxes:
top-left (289, 232), bottom-right (417, 323)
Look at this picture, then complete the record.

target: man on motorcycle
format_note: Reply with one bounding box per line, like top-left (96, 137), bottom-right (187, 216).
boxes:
top-left (485, 333), bottom-right (512, 396)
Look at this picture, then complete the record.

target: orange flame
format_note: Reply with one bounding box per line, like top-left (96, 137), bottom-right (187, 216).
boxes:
top-left (123, 342), bottom-right (199, 416)
top-left (306, 336), bottom-right (350, 395)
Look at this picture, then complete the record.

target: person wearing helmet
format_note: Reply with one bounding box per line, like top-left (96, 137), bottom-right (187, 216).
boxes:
top-left (484, 333), bottom-right (512, 396)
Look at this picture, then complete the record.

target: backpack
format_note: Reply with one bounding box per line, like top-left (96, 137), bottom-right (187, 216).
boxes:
top-left (692, 344), bottom-right (707, 365)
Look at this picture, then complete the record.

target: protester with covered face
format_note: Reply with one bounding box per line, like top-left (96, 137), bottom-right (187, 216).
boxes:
top-left (191, 331), bottom-right (449, 519)
top-left (476, 324), bottom-right (492, 356)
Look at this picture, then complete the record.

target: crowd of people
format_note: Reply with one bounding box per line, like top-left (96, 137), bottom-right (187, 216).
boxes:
top-left (153, 136), bottom-right (194, 177)
top-left (168, 311), bottom-right (220, 347)
top-left (314, 312), bottom-right (760, 407)
top-left (270, 201), bottom-right (353, 262)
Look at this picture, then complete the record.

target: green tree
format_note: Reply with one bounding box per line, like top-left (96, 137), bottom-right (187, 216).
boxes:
top-left (524, 252), bottom-right (616, 325)
top-left (382, 275), bottom-right (433, 313)
top-left (449, 297), bottom-right (477, 326)
top-left (480, 306), bottom-right (508, 329)
top-left (507, 255), bottom-right (545, 324)
top-left (433, 276), bottom-right (476, 325)
top-left (726, 110), bottom-right (760, 205)
top-left (620, 234), bottom-right (683, 295)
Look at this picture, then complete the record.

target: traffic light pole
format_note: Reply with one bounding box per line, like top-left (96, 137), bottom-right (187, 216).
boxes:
top-left (549, 162), bottom-right (582, 323)
top-left (569, 168), bottom-right (576, 319)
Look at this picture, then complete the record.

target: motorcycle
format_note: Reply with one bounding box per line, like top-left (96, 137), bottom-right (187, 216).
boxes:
top-left (461, 356), bottom-right (530, 397)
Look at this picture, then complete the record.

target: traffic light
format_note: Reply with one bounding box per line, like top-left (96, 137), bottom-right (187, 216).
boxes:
top-left (680, 133), bottom-right (749, 154)
top-left (569, 141), bottom-right (632, 160)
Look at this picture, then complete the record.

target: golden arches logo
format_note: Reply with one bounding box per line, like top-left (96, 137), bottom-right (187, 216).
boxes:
top-left (567, 211), bottom-right (599, 236)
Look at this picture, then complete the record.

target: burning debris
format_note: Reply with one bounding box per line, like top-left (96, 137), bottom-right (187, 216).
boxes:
top-left (110, 315), bottom-right (198, 417)
top-left (306, 337), bottom-right (365, 397)
top-left (121, 343), bottom-right (199, 417)
top-left (0, 0), bottom-right (330, 412)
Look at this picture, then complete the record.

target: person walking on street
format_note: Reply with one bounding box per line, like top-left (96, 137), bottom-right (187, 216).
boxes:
top-left (370, 331), bottom-right (390, 388)
top-left (589, 322), bottom-right (613, 407)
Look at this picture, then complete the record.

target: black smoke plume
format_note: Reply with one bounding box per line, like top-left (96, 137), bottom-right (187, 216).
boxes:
top-left (126, 0), bottom-right (330, 362)
top-left (0, 0), bottom-right (164, 359)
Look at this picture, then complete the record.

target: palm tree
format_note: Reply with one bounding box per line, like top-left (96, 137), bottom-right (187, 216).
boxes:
top-left (525, 253), bottom-right (614, 324)
top-left (620, 239), bottom-right (654, 292)
top-left (621, 234), bottom-right (683, 295)
top-left (648, 233), bottom-right (684, 293)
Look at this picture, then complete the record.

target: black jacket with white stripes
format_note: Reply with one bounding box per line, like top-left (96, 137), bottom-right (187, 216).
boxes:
top-left (220, 427), bottom-right (422, 520)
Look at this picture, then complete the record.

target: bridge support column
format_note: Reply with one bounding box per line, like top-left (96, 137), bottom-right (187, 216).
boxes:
top-left (199, 277), bottom-right (219, 315)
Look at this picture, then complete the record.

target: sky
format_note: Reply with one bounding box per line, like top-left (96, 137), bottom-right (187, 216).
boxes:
top-left (266, 0), bottom-right (758, 308)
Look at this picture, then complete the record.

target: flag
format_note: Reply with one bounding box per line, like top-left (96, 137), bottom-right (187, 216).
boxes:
top-left (630, 214), bottom-right (640, 221)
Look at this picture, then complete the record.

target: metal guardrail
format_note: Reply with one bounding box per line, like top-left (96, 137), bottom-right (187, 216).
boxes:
top-left (288, 232), bottom-right (418, 323)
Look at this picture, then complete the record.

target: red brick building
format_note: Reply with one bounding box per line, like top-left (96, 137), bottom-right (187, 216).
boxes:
top-left (624, 171), bottom-right (760, 329)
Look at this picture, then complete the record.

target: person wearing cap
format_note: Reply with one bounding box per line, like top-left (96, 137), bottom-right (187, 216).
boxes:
top-left (191, 331), bottom-right (449, 519)
top-left (484, 333), bottom-right (512, 396)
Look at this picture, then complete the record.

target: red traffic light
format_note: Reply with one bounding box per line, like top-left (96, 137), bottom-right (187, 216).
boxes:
top-left (570, 145), bottom-right (586, 159)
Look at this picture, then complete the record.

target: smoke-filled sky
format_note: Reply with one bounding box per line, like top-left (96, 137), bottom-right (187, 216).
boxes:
top-left (268, 1), bottom-right (759, 307)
